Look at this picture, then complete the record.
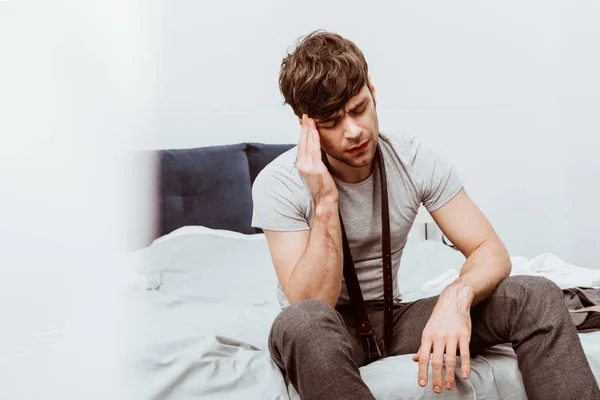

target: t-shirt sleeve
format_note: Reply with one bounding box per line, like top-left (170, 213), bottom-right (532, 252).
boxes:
top-left (411, 139), bottom-right (463, 212)
top-left (251, 166), bottom-right (310, 232)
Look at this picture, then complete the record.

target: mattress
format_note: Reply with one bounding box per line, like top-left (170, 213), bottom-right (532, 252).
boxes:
top-left (119, 226), bottom-right (600, 399)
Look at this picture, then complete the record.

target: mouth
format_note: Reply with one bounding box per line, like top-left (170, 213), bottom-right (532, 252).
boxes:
top-left (347, 141), bottom-right (369, 155)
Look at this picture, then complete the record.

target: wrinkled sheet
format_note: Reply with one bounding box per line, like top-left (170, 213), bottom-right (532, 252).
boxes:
top-left (121, 291), bottom-right (288, 400)
top-left (121, 245), bottom-right (600, 400)
top-left (120, 287), bottom-right (600, 400)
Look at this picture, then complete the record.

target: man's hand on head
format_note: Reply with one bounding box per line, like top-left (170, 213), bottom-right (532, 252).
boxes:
top-left (412, 284), bottom-right (473, 394)
top-left (296, 114), bottom-right (338, 206)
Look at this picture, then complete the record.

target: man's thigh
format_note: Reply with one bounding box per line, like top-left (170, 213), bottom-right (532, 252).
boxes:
top-left (391, 293), bottom-right (512, 358)
top-left (391, 296), bottom-right (440, 356)
top-left (337, 299), bottom-right (453, 364)
top-left (339, 297), bottom-right (440, 358)
top-left (337, 294), bottom-right (499, 361)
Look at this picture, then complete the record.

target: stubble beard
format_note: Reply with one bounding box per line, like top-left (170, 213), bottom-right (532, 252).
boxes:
top-left (333, 136), bottom-right (377, 168)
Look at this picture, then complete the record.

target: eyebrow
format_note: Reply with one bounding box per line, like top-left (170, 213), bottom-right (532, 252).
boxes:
top-left (318, 116), bottom-right (341, 127)
top-left (317, 98), bottom-right (369, 126)
top-left (348, 99), bottom-right (368, 113)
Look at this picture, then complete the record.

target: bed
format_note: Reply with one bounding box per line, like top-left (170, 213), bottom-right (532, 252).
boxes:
top-left (120, 142), bottom-right (600, 400)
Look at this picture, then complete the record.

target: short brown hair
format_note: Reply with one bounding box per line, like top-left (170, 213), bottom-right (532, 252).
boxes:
top-left (278, 30), bottom-right (369, 122)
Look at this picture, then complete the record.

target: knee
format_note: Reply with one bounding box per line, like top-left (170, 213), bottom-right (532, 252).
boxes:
top-left (497, 275), bottom-right (563, 308)
top-left (270, 299), bottom-right (342, 342)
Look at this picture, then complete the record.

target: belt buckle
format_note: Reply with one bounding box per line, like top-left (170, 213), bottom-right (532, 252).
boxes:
top-left (358, 332), bottom-right (382, 362)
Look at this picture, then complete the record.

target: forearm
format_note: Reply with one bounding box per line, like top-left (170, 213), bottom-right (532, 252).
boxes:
top-left (441, 239), bottom-right (511, 309)
top-left (288, 199), bottom-right (343, 307)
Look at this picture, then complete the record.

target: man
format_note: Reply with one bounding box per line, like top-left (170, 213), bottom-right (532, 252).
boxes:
top-left (251, 30), bottom-right (599, 399)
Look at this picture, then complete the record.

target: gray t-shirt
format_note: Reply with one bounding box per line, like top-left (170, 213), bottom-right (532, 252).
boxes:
top-left (251, 133), bottom-right (463, 308)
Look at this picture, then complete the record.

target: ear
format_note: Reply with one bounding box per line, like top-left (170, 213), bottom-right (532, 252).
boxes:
top-left (368, 75), bottom-right (377, 106)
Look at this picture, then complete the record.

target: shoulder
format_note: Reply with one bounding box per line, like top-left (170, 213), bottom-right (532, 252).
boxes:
top-left (251, 146), bottom-right (313, 230)
top-left (378, 132), bottom-right (460, 184)
top-left (379, 132), bottom-right (430, 167)
top-left (253, 146), bottom-right (303, 190)
top-left (252, 146), bottom-right (311, 204)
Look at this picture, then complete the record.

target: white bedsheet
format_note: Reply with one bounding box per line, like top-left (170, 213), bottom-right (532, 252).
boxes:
top-left (121, 292), bottom-right (287, 400)
top-left (122, 231), bottom-right (600, 399)
top-left (120, 287), bottom-right (600, 400)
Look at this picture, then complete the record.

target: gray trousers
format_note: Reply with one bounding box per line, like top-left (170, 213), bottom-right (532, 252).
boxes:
top-left (268, 276), bottom-right (600, 400)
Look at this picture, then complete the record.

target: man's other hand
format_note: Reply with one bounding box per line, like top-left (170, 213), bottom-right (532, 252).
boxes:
top-left (412, 286), bottom-right (472, 394)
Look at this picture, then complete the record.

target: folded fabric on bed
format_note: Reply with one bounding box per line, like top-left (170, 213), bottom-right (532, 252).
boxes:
top-left (564, 287), bottom-right (600, 333)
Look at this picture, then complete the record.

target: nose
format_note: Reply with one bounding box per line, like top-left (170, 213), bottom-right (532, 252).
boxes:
top-left (343, 117), bottom-right (362, 141)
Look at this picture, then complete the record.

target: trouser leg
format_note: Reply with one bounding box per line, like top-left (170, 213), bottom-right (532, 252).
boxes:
top-left (467, 276), bottom-right (599, 400)
top-left (268, 299), bottom-right (375, 400)
top-left (389, 276), bottom-right (600, 400)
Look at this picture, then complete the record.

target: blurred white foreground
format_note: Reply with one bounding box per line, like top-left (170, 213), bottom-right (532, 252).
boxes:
top-left (0, 1), bottom-right (159, 398)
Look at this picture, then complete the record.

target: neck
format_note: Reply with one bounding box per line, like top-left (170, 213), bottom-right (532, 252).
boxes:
top-left (326, 155), bottom-right (375, 184)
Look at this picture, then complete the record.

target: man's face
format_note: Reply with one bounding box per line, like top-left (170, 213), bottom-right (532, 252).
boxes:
top-left (314, 83), bottom-right (379, 169)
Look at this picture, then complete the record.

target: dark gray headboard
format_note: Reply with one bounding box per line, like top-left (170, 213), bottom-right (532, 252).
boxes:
top-left (154, 142), bottom-right (294, 240)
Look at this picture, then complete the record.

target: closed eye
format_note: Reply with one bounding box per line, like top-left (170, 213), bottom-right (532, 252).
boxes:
top-left (319, 119), bottom-right (341, 129)
top-left (349, 99), bottom-right (368, 115)
top-left (318, 99), bottom-right (368, 128)
top-left (351, 106), bottom-right (366, 115)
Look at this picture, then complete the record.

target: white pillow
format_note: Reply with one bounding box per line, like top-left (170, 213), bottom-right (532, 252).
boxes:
top-left (136, 227), bottom-right (466, 305)
top-left (136, 226), bottom-right (279, 305)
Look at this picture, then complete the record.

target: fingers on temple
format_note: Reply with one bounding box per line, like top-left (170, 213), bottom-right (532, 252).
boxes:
top-left (308, 120), bottom-right (321, 163)
top-left (298, 114), bottom-right (309, 159)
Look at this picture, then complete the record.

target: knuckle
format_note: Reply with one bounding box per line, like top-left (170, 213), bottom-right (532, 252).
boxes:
top-left (301, 166), bottom-right (314, 176)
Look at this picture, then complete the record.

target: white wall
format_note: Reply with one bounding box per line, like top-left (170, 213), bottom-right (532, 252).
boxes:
top-left (0, 1), bottom-right (162, 398)
top-left (560, 1), bottom-right (600, 269)
top-left (150, 1), bottom-right (600, 268)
